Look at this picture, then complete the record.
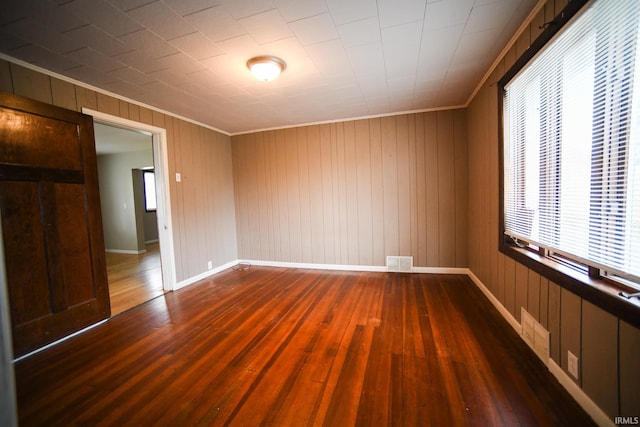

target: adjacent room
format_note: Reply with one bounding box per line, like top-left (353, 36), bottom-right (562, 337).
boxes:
top-left (0, 0), bottom-right (638, 426)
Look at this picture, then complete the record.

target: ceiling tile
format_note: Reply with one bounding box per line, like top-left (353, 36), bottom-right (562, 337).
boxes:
top-left (2, 18), bottom-right (83, 55)
top-left (220, 0), bottom-right (275, 19)
top-left (112, 50), bottom-right (167, 74)
top-left (239, 9), bottom-right (293, 44)
top-left (289, 13), bottom-right (338, 46)
top-left (272, 0), bottom-right (328, 22)
top-left (261, 36), bottom-right (308, 60)
top-left (169, 32), bottom-right (223, 60)
top-left (464, 0), bottom-right (512, 34)
top-left (215, 34), bottom-right (263, 59)
top-left (65, 46), bottom-right (124, 72)
top-left (9, 44), bottom-right (79, 71)
top-left (154, 52), bottom-right (207, 74)
top-left (336, 17), bottom-right (380, 48)
top-left (163, 0), bottom-right (223, 17)
top-left (108, 66), bottom-right (156, 86)
top-left (126, 1), bottom-right (196, 40)
top-left (183, 5), bottom-right (246, 42)
top-left (33, 2), bottom-right (85, 33)
top-left (377, 0), bottom-right (426, 28)
top-left (381, 20), bottom-right (422, 79)
top-left (61, 0), bottom-right (143, 37)
top-left (346, 42), bottom-right (386, 82)
top-left (325, 0), bottom-right (377, 26)
top-left (305, 39), bottom-right (353, 78)
top-left (424, 0), bottom-right (473, 30)
top-left (65, 64), bottom-right (119, 86)
top-left (63, 25), bottom-right (131, 57)
top-left (118, 29), bottom-right (179, 59)
top-left (417, 24), bottom-right (464, 75)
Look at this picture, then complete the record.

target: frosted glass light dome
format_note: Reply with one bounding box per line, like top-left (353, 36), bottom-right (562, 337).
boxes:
top-left (247, 56), bottom-right (286, 82)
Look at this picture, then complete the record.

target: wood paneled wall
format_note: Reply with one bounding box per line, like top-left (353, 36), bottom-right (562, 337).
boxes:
top-left (231, 111), bottom-right (468, 268)
top-left (0, 60), bottom-right (237, 283)
top-left (466, 0), bottom-right (640, 419)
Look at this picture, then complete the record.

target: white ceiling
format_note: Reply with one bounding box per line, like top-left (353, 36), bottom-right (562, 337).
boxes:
top-left (0, 0), bottom-right (538, 134)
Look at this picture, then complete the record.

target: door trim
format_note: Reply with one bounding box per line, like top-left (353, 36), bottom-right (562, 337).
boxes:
top-left (0, 210), bottom-right (18, 426)
top-left (82, 109), bottom-right (176, 291)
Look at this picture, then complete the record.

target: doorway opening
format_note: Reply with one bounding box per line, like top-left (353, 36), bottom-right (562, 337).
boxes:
top-left (84, 109), bottom-right (176, 316)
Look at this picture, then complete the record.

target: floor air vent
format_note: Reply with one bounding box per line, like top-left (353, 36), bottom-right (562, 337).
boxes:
top-left (386, 256), bottom-right (413, 273)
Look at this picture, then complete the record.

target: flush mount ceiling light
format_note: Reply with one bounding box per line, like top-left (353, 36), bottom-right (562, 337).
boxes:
top-left (246, 56), bottom-right (286, 82)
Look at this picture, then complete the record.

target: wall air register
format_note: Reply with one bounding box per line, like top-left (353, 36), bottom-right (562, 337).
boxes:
top-left (386, 256), bottom-right (413, 273)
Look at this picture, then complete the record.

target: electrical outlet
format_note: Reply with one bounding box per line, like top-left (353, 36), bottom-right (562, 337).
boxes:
top-left (568, 351), bottom-right (579, 379)
top-left (207, 260), bottom-right (213, 270)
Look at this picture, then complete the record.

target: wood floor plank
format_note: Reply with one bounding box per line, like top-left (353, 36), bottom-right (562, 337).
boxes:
top-left (15, 267), bottom-right (597, 426)
top-left (106, 243), bottom-right (164, 316)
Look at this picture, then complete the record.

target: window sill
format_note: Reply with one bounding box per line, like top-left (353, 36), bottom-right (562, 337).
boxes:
top-left (499, 242), bottom-right (640, 329)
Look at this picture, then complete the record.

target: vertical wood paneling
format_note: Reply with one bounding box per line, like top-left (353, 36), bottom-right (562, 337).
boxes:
top-left (415, 114), bottom-right (427, 267)
top-left (424, 113), bottom-right (439, 266)
top-left (335, 123), bottom-right (348, 264)
top-left (343, 121), bottom-right (359, 264)
top-left (96, 92), bottom-right (119, 116)
top-left (396, 115), bottom-right (411, 256)
top-left (320, 125), bottom-right (335, 264)
top-left (10, 64), bottom-right (52, 104)
top-left (381, 117), bottom-right (399, 259)
top-left (437, 111), bottom-right (456, 266)
top-left (581, 301), bottom-right (618, 418)
top-left (50, 78), bottom-right (77, 111)
top-left (547, 281), bottom-right (561, 363)
top-left (355, 120), bottom-right (373, 265)
top-left (75, 86), bottom-right (97, 111)
top-left (515, 263), bottom-right (529, 320)
top-left (286, 128), bottom-right (302, 263)
top-left (0, 60), bottom-right (13, 92)
top-left (297, 128), bottom-right (312, 263)
top-left (247, 133), bottom-right (262, 259)
top-left (232, 111), bottom-right (468, 268)
top-left (560, 289), bottom-right (581, 384)
top-left (276, 130), bottom-right (290, 261)
top-left (453, 110), bottom-right (468, 267)
top-left (504, 257), bottom-right (516, 317)
top-left (408, 115), bottom-right (418, 261)
top-left (620, 321), bottom-right (640, 415)
top-left (369, 119), bottom-right (385, 266)
top-left (527, 270), bottom-right (540, 320)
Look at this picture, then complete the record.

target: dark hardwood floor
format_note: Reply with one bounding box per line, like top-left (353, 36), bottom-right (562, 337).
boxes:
top-left (15, 267), bottom-right (596, 426)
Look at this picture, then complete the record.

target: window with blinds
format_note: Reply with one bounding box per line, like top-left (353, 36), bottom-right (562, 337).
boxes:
top-left (502, 0), bottom-right (640, 288)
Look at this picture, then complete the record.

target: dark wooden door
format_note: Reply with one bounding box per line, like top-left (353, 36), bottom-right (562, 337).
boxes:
top-left (0, 92), bottom-right (110, 357)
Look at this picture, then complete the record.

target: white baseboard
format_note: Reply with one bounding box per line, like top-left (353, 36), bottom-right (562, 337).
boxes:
top-left (145, 239), bottom-right (159, 244)
top-left (465, 269), bottom-right (521, 332)
top-left (548, 360), bottom-right (615, 427)
top-left (105, 248), bottom-right (146, 255)
top-left (174, 259), bottom-right (238, 291)
top-left (238, 259), bottom-right (468, 275)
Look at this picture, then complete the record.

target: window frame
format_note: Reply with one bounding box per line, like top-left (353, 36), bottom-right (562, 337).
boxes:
top-left (497, 0), bottom-right (640, 328)
top-left (142, 169), bottom-right (156, 213)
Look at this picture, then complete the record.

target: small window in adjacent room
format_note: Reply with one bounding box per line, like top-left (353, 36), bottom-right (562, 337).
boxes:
top-left (500, 0), bottom-right (640, 293)
top-left (143, 169), bottom-right (156, 212)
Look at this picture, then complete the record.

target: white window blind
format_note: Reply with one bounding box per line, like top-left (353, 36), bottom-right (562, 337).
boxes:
top-left (503, 0), bottom-right (640, 283)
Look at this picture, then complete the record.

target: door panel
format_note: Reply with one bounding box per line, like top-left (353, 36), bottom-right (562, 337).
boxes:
top-left (0, 92), bottom-right (110, 357)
